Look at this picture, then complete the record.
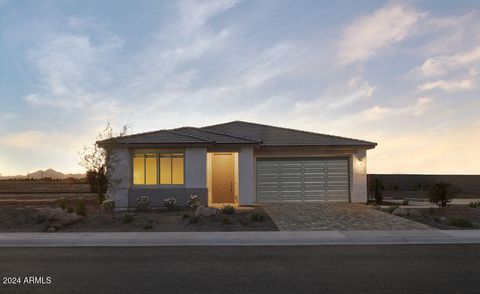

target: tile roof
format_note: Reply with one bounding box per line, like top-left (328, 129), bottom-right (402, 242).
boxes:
top-left (99, 121), bottom-right (376, 148)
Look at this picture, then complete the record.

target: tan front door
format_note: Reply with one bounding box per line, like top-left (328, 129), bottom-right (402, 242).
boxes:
top-left (212, 153), bottom-right (235, 203)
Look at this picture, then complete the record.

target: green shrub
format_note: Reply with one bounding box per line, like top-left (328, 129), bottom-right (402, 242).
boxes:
top-left (102, 199), bottom-right (115, 212)
top-left (142, 223), bottom-right (153, 230)
top-left (432, 217), bottom-right (441, 223)
top-left (74, 198), bottom-right (86, 216)
top-left (163, 197), bottom-right (177, 211)
top-left (386, 205), bottom-right (399, 214)
top-left (122, 214), bottom-right (133, 224)
top-left (222, 205), bottom-right (235, 215)
top-left (35, 214), bottom-right (47, 224)
top-left (448, 218), bottom-right (476, 228)
top-left (58, 197), bottom-right (67, 210)
top-left (136, 196), bottom-right (150, 212)
top-left (249, 211), bottom-right (266, 222)
top-left (369, 177), bottom-right (384, 204)
top-left (468, 201), bottom-right (480, 208)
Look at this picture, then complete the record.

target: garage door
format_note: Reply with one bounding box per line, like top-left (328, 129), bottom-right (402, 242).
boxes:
top-left (256, 158), bottom-right (349, 202)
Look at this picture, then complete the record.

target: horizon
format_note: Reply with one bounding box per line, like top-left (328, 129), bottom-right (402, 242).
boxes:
top-left (1, 0), bottom-right (479, 176)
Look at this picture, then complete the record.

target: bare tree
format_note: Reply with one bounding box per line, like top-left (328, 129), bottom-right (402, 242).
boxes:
top-left (79, 123), bottom-right (129, 207)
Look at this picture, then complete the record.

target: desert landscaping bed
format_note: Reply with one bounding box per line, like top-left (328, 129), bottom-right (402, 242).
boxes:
top-left (383, 205), bottom-right (480, 230)
top-left (0, 206), bottom-right (278, 232)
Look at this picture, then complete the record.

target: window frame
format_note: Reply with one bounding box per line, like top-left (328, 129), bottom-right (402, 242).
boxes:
top-left (132, 150), bottom-right (185, 186)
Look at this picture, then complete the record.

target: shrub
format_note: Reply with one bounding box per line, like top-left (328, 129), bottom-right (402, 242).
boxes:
top-left (187, 194), bottom-right (201, 210)
top-left (102, 199), bottom-right (115, 212)
top-left (67, 206), bottom-right (74, 213)
top-left (429, 182), bottom-right (459, 214)
top-left (163, 197), bottom-right (177, 211)
top-left (74, 198), bottom-right (86, 216)
top-left (58, 197), bottom-right (67, 210)
top-left (222, 205), bottom-right (235, 215)
top-left (182, 213), bottom-right (191, 219)
top-left (402, 199), bottom-right (409, 206)
top-left (122, 214), bottom-right (133, 224)
top-left (386, 205), bottom-right (399, 214)
top-left (369, 177), bottom-right (384, 205)
top-left (35, 214), bottom-right (47, 224)
top-left (249, 211), bottom-right (266, 222)
top-left (136, 196), bottom-right (150, 212)
top-left (142, 223), bottom-right (153, 230)
top-left (448, 218), bottom-right (476, 229)
top-left (469, 201), bottom-right (480, 208)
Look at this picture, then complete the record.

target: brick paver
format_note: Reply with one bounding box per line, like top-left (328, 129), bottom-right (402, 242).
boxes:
top-left (262, 203), bottom-right (432, 231)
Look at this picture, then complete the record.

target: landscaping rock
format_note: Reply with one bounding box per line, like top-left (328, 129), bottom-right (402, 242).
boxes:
top-left (392, 207), bottom-right (409, 216)
top-left (194, 206), bottom-right (220, 217)
top-left (440, 216), bottom-right (447, 223)
top-left (408, 209), bottom-right (422, 217)
top-left (46, 227), bottom-right (56, 232)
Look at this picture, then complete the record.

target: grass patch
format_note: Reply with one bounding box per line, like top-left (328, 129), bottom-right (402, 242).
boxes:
top-left (448, 218), bottom-right (477, 228)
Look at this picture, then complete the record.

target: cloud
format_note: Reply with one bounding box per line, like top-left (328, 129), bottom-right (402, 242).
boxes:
top-left (338, 3), bottom-right (421, 64)
top-left (178, 0), bottom-right (238, 34)
top-left (361, 97), bottom-right (433, 121)
top-left (415, 46), bottom-right (480, 77)
top-left (418, 79), bottom-right (474, 91)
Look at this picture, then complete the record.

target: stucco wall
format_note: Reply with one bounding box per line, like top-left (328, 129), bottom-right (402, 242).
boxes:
top-left (107, 147), bottom-right (130, 209)
top-left (350, 149), bottom-right (367, 203)
top-left (185, 147), bottom-right (207, 189)
top-left (238, 147), bottom-right (255, 205)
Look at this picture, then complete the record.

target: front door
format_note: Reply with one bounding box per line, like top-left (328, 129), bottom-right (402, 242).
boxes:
top-left (212, 153), bottom-right (235, 203)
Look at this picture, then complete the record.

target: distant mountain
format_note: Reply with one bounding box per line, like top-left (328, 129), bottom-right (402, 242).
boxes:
top-left (0, 169), bottom-right (85, 180)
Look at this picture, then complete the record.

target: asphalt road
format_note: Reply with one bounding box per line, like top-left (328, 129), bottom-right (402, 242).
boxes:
top-left (1, 245), bottom-right (479, 294)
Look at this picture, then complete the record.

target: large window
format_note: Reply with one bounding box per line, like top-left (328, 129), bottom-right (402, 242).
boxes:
top-left (133, 152), bottom-right (184, 185)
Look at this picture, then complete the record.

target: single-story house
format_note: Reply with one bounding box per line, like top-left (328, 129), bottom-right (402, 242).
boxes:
top-left (98, 121), bottom-right (376, 209)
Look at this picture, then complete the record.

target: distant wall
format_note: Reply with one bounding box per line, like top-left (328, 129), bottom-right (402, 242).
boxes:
top-left (367, 174), bottom-right (480, 194)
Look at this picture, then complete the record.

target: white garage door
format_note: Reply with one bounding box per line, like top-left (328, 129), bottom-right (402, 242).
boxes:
top-left (256, 158), bottom-right (350, 202)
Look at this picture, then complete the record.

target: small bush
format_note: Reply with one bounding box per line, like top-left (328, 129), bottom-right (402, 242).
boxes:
top-left (469, 201), bottom-right (480, 208)
top-left (386, 205), bottom-right (399, 214)
top-left (102, 199), bottom-right (115, 212)
top-left (432, 217), bottom-right (441, 223)
top-left (67, 206), bottom-right (74, 213)
top-left (182, 213), bottom-right (191, 219)
top-left (142, 223), bottom-right (153, 230)
top-left (163, 197), bottom-right (177, 211)
top-left (222, 217), bottom-right (232, 225)
top-left (136, 196), bottom-right (150, 212)
top-left (74, 198), bottom-right (86, 216)
top-left (402, 199), bottom-right (409, 206)
top-left (58, 197), bottom-right (67, 210)
top-left (222, 205), bottom-right (235, 215)
top-left (187, 194), bottom-right (201, 209)
top-left (122, 214), bottom-right (133, 224)
top-left (369, 177), bottom-right (384, 205)
top-left (448, 218), bottom-right (476, 228)
top-left (35, 214), bottom-right (47, 224)
top-left (249, 211), bottom-right (266, 222)
top-left (429, 182), bottom-right (459, 213)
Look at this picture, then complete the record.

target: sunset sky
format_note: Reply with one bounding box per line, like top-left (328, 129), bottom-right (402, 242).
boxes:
top-left (1, 0), bottom-right (479, 176)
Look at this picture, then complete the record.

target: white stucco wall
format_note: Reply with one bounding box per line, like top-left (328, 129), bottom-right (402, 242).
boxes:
top-left (350, 149), bottom-right (367, 203)
top-left (107, 147), bottom-right (130, 209)
top-left (185, 147), bottom-right (207, 189)
top-left (238, 147), bottom-right (255, 205)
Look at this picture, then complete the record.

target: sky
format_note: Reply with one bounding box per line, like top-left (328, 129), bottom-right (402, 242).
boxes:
top-left (0, 0), bottom-right (479, 176)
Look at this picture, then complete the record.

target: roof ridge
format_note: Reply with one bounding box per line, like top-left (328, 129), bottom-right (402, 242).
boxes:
top-left (163, 129), bottom-right (213, 143)
top-left (206, 120), bottom-right (376, 145)
top-left (194, 127), bottom-right (261, 143)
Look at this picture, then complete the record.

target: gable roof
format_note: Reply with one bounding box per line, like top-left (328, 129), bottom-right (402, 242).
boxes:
top-left (99, 121), bottom-right (376, 148)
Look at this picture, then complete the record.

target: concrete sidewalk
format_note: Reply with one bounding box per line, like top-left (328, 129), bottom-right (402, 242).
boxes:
top-left (1, 230), bottom-right (480, 247)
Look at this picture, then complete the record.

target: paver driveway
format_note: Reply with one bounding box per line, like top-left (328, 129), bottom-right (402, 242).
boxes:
top-left (261, 203), bottom-right (432, 231)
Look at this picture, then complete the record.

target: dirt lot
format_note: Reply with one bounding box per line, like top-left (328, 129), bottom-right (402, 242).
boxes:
top-left (0, 206), bottom-right (277, 232)
top-left (398, 205), bottom-right (480, 230)
top-left (0, 180), bottom-right (96, 207)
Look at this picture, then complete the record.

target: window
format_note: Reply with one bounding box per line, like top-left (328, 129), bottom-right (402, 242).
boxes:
top-left (133, 152), bottom-right (184, 185)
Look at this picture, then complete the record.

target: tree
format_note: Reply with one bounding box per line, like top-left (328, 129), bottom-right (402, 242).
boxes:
top-left (369, 177), bottom-right (384, 205)
top-left (428, 182), bottom-right (460, 215)
top-left (79, 123), bottom-right (129, 207)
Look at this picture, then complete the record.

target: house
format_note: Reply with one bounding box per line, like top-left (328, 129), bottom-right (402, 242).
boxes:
top-left (98, 121), bottom-right (376, 209)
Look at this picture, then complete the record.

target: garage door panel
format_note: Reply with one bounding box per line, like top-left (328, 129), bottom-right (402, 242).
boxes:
top-left (256, 157), bottom-right (349, 202)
